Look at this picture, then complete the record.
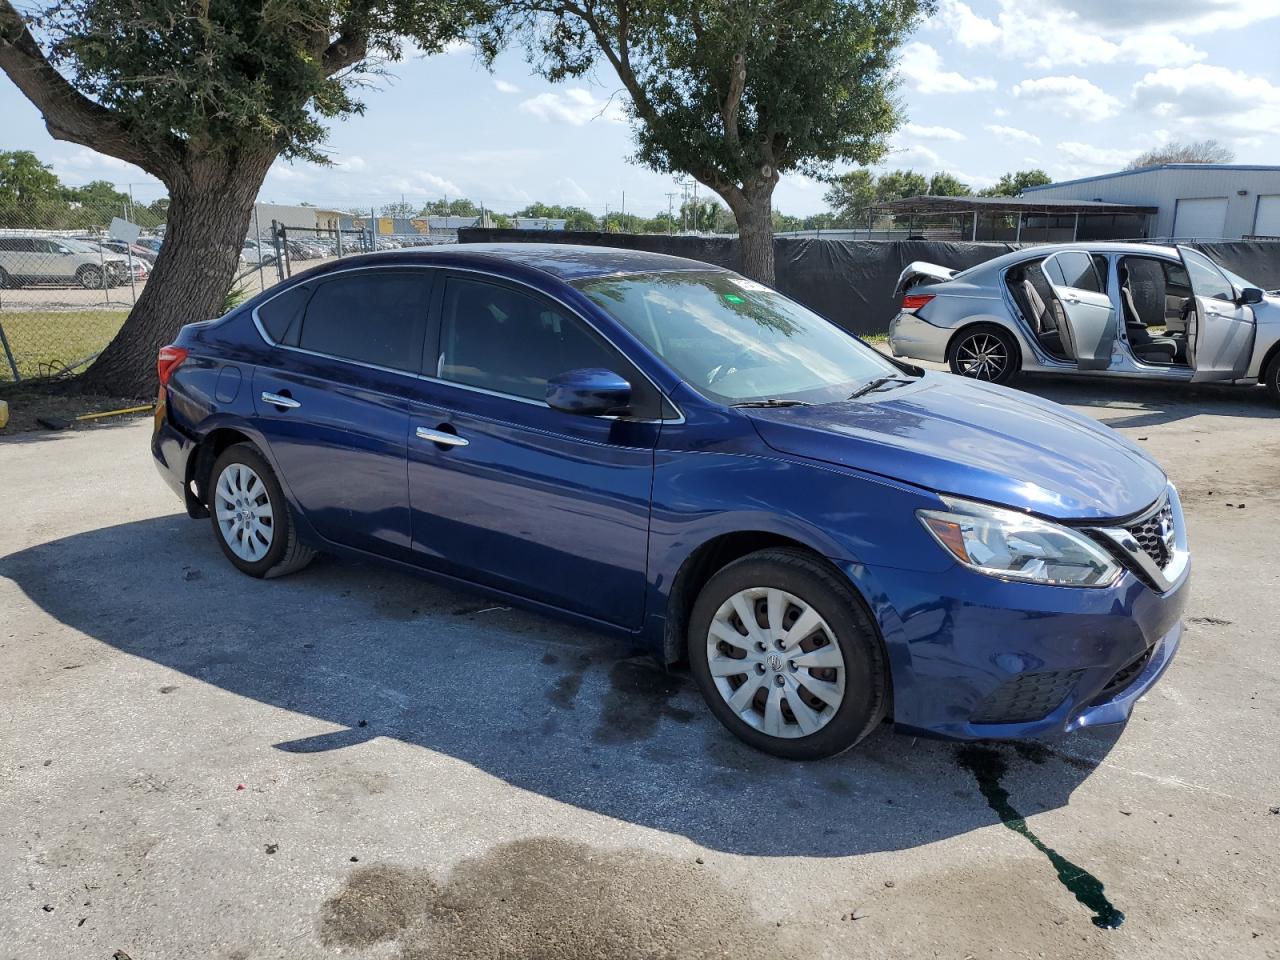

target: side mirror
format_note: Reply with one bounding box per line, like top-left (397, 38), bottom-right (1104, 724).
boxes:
top-left (546, 368), bottom-right (631, 417)
top-left (1238, 286), bottom-right (1265, 305)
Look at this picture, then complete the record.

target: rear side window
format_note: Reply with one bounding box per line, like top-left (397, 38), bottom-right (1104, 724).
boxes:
top-left (297, 270), bottom-right (431, 371)
top-left (257, 284), bottom-right (312, 343)
top-left (1044, 251), bottom-right (1103, 293)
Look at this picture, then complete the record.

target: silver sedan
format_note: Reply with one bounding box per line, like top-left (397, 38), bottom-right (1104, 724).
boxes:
top-left (888, 242), bottom-right (1280, 404)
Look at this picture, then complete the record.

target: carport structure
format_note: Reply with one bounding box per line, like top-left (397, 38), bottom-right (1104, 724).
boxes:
top-left (869, 195), bottom-right (1157, 243)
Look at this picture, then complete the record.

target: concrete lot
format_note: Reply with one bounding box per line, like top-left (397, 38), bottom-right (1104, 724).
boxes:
top-left (1, 375), bottom-right (1277, 959)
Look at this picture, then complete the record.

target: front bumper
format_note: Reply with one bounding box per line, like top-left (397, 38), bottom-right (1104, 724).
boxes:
top-left (844, 556), bottom-right (1189, 742)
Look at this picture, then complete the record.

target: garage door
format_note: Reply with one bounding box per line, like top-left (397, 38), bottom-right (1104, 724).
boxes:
top-left (1172, 197), bottom-right (1227, 239)
top-left (1253, 195), bottom-right (1280, 238)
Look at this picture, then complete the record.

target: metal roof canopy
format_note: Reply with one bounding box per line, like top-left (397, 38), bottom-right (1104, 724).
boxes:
top-left (868, 195), bottom-right (1158, 216)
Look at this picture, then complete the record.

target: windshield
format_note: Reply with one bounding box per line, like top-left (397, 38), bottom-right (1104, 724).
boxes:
top-left (58, 238), bottom-right (98, 253)
top-left (574, 270), bottom-right (900, 404)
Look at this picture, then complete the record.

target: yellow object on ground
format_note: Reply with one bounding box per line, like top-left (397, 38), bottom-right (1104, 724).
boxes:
top-left (0, 399), bottom-right (9, 429)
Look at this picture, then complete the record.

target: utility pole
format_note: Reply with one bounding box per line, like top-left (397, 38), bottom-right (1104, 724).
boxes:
top-left (665, 192), bottom-right (678, 234)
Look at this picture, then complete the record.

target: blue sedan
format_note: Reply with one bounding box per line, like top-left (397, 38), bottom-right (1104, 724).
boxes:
top-left (152, 244), bottom-right (1189, 759)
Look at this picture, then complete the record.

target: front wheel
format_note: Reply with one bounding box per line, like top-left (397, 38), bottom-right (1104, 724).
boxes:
top-left (208, 443), bottom-right (315, 578)
top-left (76, 265), bottom-right (104, 290)
top-left (948, 326), bottom-right (1020, 384)
top-left (688, 548), bottom-right (888, 760)
top-left (1264, 352), bottom-right (1280, 406)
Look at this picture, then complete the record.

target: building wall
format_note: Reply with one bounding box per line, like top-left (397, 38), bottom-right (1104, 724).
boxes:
top-left (1024, 166), bottom-right (1280, 239)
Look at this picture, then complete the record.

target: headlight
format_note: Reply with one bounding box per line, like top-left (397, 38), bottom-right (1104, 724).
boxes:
top-left (917, 497), bottom-right (1121, 587)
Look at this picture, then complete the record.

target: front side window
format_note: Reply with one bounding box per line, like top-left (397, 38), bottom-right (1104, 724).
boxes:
top-left (574, 270), bottom-right (899, 404)
top-left (296, 270), bottom-right (429, 371)
top-left (437, 276), bottom-right (662, 415)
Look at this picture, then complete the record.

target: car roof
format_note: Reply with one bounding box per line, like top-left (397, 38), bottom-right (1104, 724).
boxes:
top-left (962, 241), bottom-right (1181, 276)
top-left (335, 243), bottom-right (724, 281)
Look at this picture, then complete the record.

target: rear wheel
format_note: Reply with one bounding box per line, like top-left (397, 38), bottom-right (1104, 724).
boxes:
top-left (0, 267), bottom-right (16, 289)
top-left (76, 265), bottom-right (104, 290)
top-left (948, 325), bottom-right (1020, 384)
top-left (688, 548), bottom-right (888, 760)
top-left (1264, 352), bottom-right (1280, 406)
top-left (208, 443), bottom-right (315, 578)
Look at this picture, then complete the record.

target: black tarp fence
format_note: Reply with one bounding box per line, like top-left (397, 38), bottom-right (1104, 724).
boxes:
top-left (459, 228), bottom-right (1280, 337)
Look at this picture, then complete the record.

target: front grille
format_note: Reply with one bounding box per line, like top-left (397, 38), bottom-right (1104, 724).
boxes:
top-left (1090, 646), bottom-right (1153, 705)
top-left (1126, 499), bottom-right (1175, 569)
top-left (972, 669), bottom-right (1085, 724)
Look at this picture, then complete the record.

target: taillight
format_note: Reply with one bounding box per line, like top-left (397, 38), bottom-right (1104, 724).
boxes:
top-left (901, 293), bottom-right (935, 312)
top-left (157, 345), bottom-right (188, 387)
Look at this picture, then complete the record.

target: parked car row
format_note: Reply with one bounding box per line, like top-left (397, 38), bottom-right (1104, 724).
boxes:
top-left (0, 235), bottom-right (143, 289)
top-left (889, 241), bottom-right (1280, 403)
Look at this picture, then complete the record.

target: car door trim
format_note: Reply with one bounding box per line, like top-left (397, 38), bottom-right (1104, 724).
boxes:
top-left (249, 261), bottom-right (683, 425)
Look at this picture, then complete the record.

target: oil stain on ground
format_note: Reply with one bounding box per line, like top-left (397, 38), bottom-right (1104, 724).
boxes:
top-left (592, 657), bottom-right (693, 744)
top-left (956, 744), bottom-right (1125, 930)
top-left (320, 837), bottom-right (794, 960)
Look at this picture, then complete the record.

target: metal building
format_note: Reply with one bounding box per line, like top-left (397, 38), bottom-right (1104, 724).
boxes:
top-left (1023, 164), bottom-right (1280, 240)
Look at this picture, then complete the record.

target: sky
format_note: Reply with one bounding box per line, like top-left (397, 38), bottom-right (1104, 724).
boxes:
top-left (1, 0), bottom-right (1278, 218)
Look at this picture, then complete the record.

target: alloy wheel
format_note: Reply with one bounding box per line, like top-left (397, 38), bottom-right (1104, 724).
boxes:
top-left (214, 462), bottom-right (275, 562)
top-left (955, 332), bottom-right (1008, 380)
top-left (705, 587), bottom-right (845, 739)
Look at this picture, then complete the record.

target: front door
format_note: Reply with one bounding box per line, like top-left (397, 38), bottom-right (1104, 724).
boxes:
top-left (1178, 247), bottom-right (1255, 381)
top-left (251, 267), bottom-right (433, 558)
top-left (1041, 250), bottom-right (1115, 370)
top-left (405, 273), bottom-right (663, 629)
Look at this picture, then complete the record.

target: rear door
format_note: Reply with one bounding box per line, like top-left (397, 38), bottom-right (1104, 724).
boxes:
top-left (250, 267), bottom-right (433, 558)
top-left (1178, 247), bottom-right (1254, 381)
top-left (404, 272), bottom-right (662, 629)
top-left (1041, 250), bottom-right (1115, 370)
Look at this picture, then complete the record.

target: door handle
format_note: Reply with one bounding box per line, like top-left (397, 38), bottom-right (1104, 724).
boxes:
top-left (261, 391), bottom-right (301, 409)
top-left (416, 426), bottom-right (468, 448)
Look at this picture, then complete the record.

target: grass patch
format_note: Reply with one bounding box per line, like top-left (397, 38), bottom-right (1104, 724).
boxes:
top-left (0, 309), bottom-right (128, 381)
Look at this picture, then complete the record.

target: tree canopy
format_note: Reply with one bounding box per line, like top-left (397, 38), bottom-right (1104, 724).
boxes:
top-left (978, 169), bottom-right (1052, 197)
top-left (485, 0), bottom-right (931, 281)
top-left (1127, 139), bottom-right (1235, 169)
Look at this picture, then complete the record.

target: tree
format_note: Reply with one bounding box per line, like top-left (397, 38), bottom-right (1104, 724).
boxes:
top-left (563, 207), bottom-right (598, 231)
top-left (927, 171), bottom-right (970, 196)
top-left (823, 169), bottom-right (875, 225)
top-left (979, 169), bottom-right (1053, 197)
top-left (0, 0), bottom-right (486, 395)
top-left (1127, 139), bottom-right (1235, 169)
top-left (0, 149), bottom-right (62, 209)
top-left (489, 0), bottom-right (929, 283)
top-left (380, 201), bottom-right (418, 219)
top-left (874, 168), bottom-right (928, 203)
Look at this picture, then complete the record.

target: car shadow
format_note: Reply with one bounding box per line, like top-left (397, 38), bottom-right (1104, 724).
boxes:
top-left (1011, 374), bottom-right (1279, 430)
top-left (1, 514), bottom-right (1126, 859)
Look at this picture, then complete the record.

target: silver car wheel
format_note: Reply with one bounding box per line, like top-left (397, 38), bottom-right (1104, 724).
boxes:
top-left (214, 462), bottom-right (274, 562)
top-left (706, 587), bottom-right (846, 739)
top-left (955, 332), bottom-right (1008, 381)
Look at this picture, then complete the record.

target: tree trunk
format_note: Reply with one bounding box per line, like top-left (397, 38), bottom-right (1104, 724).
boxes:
top-left (78, 155), bottom-right (273, 397)
top-left (728, 186), bottom-right (777, 286)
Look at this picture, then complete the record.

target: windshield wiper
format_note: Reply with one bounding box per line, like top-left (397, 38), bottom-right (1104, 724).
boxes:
top-left (848, 376), bottom-right (915, 399)
top-left (730, 398), bottom-right (813, 408)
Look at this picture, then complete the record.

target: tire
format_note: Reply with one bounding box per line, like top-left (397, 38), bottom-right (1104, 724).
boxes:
top-left (1264, 352), bottom-right (1280, 406)
top-left (687, 548), bottom-right (889, 760)
top-left (947, 325), bottom-right (1020, 385)
top-left (0, 267), bottom-right (11, 289)
top-left (77, 265), bottom-right (104, 290)
top-left (208, 442), bottom-right (315, 578)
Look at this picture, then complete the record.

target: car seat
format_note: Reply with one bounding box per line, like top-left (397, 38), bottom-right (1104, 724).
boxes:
top-left (1014, 267), bottom-right (1066, 358)
top-left (1118, 266), bottom-right (1180, 363)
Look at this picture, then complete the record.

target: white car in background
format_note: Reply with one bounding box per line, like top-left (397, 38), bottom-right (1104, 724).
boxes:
top-left (0, 235), bottom-right (132, 288)
top-left (889, 242), bottom-right (1280, 404)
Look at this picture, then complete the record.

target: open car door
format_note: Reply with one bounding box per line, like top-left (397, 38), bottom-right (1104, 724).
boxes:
top-left (1178, 246), bottom-right (1255, 382)
top-left (1040, 250), bottom-right (1115, 370)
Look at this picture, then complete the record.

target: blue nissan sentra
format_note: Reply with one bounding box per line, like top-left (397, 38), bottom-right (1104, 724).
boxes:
top-left (152, 244), bottom-right (1189, 759)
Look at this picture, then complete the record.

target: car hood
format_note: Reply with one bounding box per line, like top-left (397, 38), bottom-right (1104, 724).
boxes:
top-left (745, 373), bottom-right (1166, 521)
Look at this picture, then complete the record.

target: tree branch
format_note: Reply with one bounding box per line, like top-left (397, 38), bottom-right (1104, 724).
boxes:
top-left (322, 2), bottom-right (371, 75)
top-left (0, 0), bottom-right (180, 178)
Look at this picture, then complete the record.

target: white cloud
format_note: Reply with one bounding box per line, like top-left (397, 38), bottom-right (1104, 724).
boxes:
top-left (1043, 0), bottom-right (1278, 34)
top-left (493, 79), bottom-right (520, 94)
top-left (519, 88), bottom-right (627, 126)
top-left (555, 177), bottom-right (592, 205)
top-left (335, 156), bottom-right (366, 172)
top-left (901, 122), bottom-right (966, 141)
top-left (382, 170), bottom-right (464, 198)
top-left (897, 42), bottom-right (996, 94)
top-left (934, 0), bottom-right (1206, 68)
top-left (1055, 141), bottom-right (1136, 170)
top-left (884, 143), bottom-right (942, 168)
top-left (1012, 75), bottom-right (1121, 121)
top-left (1132, 64), bottom-right (1280, 137)
top-left (984, 124), bottom-right (1041, 146)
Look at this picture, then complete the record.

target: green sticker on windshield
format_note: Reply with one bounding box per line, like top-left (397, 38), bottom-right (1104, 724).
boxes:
top-left (723, 293), bottom-right (745, 303)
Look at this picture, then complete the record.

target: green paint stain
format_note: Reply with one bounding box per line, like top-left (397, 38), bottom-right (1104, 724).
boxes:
top-left (723, 293), bottom-right (745, 303)
top-left (957, 745), bottom-right (1125, 930)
